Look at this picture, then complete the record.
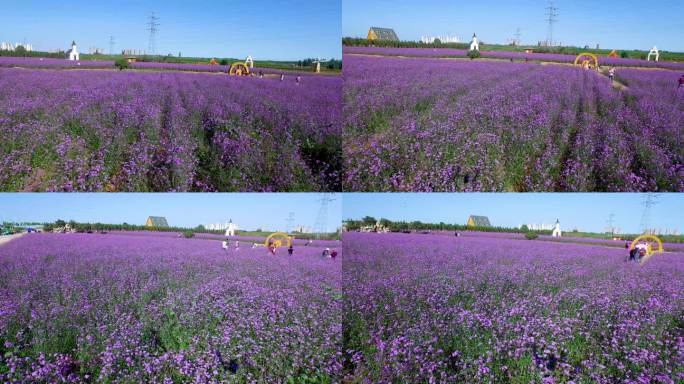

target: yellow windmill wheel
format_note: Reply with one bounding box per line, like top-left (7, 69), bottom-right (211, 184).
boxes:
top-left (229, 62), bottom-right (250, 76)
top-left (574, 52), bottom-right (599, 68)
top-left (264, 232), bottom-right (292, 249)
top-left (629, 234), bottom-right (663, 255)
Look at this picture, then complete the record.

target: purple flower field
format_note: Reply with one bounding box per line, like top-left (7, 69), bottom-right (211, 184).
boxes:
top-left (0, 67), bottom-right (341, 191)
top-left (343, 55), bottom-right (684, 191)
top-left (343, 46), bottom-right (684, 70)
top-left (0, 57), bottom-right (316, 76)
top-left (0, 233), bottom-right (342, 382)
top-left (103, 230), bottom-right (342, 247)
top-left (343, 232), bottom-right (684, 383)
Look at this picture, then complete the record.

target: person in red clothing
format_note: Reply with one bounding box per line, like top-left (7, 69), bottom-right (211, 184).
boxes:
top-left (330, 250), bottom-right (338, 259)
top-left (679, 75), bottom-right (684, 89)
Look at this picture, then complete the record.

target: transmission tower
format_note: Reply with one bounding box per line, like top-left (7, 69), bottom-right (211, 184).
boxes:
top-left (514, 28), bottom-right (522, 46)
top-left (606, 213), bottom-right (615, 235)
top-left (109, 36), bottom-right (115, 55)
top-left (286, 212), bottom-right (295, 233)
top-left (546, 0), bottom-right (559, 46)
top-left (314, 194), bottom-right (335, 239)
top-left (146, 12), bottom-right (160, 55)
top-left (639, 194), bottom-right (658, 234)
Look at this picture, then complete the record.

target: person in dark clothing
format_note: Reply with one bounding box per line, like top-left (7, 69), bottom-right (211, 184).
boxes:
top-left (331, 250), bottom-right (338, 259)
top-left (287, 245), bottom-right (293, 256)
top-left (679, 75), bottom-right (684, 89)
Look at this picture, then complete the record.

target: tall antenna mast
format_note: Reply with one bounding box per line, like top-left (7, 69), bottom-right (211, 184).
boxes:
top-left (109, 36), bottom-right (116, 55)
top-left (546, 0), bottom-right (558, 46)
top-left (639, 193), bottom-right (658, 234)
top-left (514, 28), bottom-right (522, 45)
top-left (286, 212), bottom-right (295, 233)
top-left (606, 213), bottom-right (615, 235)
top-left (314, 194), bottom-right (335, 239)
top-left (147, 11), bottom-right (160, 55)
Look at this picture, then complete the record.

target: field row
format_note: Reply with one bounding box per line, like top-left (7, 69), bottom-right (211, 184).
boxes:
top-left (0, 68), bottom-right (341, 191)
top-left (343, 55), bottom-right (684, 191)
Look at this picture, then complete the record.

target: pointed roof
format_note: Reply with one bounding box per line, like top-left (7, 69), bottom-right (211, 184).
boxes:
top-left (369, 27), bottom-right (399, 41)
top-left (146, 216), bottom-right (168, 227)
top-left (467, 215), bottom-right (491, 227)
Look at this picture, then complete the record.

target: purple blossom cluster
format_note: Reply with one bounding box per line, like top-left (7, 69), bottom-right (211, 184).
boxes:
top-left (343, 232), bottom-right (684, 383)
top-left (343, 46), bottom-right (684, 70)
top-left (343, 55), bottom-right (684, 191)
top-left (0, 233), bottom-right (343, 382)
top-left (0, 67), bottom-right (341, 191)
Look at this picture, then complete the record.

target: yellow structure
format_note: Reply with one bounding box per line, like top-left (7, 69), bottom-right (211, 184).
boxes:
top-left (264, 232), bottom-right (292, 249)
top-left (608, 49), bottom-right (618, 58)
top-left (145, 216), bottom-right (168, 227)
top-left (466, 215), bottom-right (491, 227)
top-left (574, 52), bottom-right (599, 68)
top-left (229, 62), bottom-right (250, 76)
top-left (209, 58), bottom-right (218, 65)
top-left (629, 234), bottom-right (664, 256)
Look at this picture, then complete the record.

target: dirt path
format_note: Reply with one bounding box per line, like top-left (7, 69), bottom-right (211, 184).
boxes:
top-left (0, 233), bottom-right (25, 247)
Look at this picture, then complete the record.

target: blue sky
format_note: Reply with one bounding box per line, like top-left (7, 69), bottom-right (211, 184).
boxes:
top-left (343, 0), bottom-right (684, 52)
top-left (343, 194), bottom-right (684, 234)
top-left (0, 0), bottom-right (341, 60)
top-left (0, 193), bottom-right (342, 232)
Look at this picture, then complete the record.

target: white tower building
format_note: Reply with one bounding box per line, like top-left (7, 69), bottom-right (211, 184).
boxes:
top-left (552, 219), bottom-right (562, 238)
top-left (470, 33), bottom-right (480, 51)
top-left (67, 41), bottom-right (80, 61)
top-left (225, 219), bottom-right (237, 237)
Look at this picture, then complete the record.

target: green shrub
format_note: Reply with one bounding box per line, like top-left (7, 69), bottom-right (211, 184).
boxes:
top-left (182, 230), bottom-right (194, 238)
top-left (219, 59), bottom-right (229, 66)
top-left (524, 232), bottom-right (538, 240)
top-left (114, 58), bottom-right (129, 71)
top-left (620, 51), bottom-right (628, 59)
top-left (467, 50), bottom-right (481, 60)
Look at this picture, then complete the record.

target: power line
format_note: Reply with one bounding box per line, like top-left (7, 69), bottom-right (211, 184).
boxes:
top-left (546, 0), bottom-right (558, 46)
top-left (147, 11), bottom-right (160, 55)
top-left (109, 36), bottom-right (115, 55)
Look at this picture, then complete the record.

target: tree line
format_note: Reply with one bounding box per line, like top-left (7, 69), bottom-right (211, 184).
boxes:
top-left (344, 217), bottom-right (552, 235)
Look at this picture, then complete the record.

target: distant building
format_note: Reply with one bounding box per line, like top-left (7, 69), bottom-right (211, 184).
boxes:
top-left (467, 215), bottom-right (491, 227)
top-left (145, 216), bottom-right (168, 227)
top-left (367, 27), bottom-right (399, 41)
top-left (225, 219), bottom-right (238, 237)
top-left (1, 42), bottom-right (33, 51)
top-left (552, 219), bottom-right (562, 238)
top-left (421, 35), bottom-right (460, 44)
top-left (292, 225), bottom-right (314, 234)
top-left (522, 223), bottom-right (556, 231)
top-left (67, 41), bottom-right (79, 61)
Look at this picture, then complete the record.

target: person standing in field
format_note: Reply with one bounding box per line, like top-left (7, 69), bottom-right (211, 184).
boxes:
top-left (330, 250), bottom-right (337, 259)
top-left (288, 245), bottom-right (293, 256)
top-left (280, 74), bottom-right (285, 81)
top-left (678, 74), bottom-right (684, 89)
top-left (322, 248), bottom-right (330, 258)
top-left (608, 67), bottom-right (616, 83)
top-left (296, 75), bottom-right (301, 85)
